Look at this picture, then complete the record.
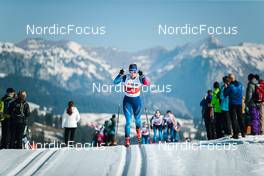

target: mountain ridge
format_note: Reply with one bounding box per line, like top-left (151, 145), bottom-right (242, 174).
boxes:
top-left (1, 36), bottom-right (264, 118)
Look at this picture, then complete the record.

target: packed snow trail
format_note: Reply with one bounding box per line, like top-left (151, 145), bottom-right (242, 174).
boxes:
top-left (0, 136), bottom-right (264, 176)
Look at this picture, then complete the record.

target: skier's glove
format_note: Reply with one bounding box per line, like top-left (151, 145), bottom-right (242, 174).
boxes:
top-left (138, 70), bottom-right (144, 77)
top-left (119, 69), bottom-right (124, 75)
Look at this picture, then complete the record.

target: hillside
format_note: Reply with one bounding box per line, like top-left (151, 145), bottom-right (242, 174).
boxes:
top-left (1, 37), bottom-right (264, 117)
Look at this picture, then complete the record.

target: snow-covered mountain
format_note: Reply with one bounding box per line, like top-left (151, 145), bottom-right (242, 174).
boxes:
top-left (155, 37), bottom-right (264, 116)
top-left (0, 38), bottom-right (113, 92)
top-left (91, 36), bottom-right (264, 117)
top-left (1, 37), bottom-right (264, 117)
top-left (0, 38), bottom-right (193, 117)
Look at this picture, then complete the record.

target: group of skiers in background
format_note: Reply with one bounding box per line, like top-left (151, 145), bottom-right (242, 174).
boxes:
top-left (136, 109), bottom-right (181, 144)
top-left (92, 110), bottom-right (181, 147)
top-left (0, 88), bottom-right (30, 149)
top-left (200, 73), bottom-right (264, 140)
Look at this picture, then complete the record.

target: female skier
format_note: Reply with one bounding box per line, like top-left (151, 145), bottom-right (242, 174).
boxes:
top-left (113, 64), bottom-right (150, 147)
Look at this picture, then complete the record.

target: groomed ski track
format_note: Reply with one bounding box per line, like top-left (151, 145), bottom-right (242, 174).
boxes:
top-left (1, 136), bottom-right (264, 176)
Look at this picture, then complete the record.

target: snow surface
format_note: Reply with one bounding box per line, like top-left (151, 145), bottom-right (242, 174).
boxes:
top-left (0, 136), bottom-right (264, 176)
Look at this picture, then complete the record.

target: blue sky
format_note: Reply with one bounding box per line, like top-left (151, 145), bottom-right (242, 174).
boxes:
top-left (0, 0), bottom-right (264, 51)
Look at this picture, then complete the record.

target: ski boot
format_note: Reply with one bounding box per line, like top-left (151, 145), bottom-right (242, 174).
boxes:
top-left (110, 139), bottom-right (117, 146)
top-left (136, 128), bottom-right (141, 145)
top-left (125, 137), bottom-right (130, 147)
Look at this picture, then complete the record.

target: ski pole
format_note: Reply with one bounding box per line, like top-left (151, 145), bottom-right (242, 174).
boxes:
top-left (115, 104), bottom-right (120, 144)
top-left (141, 86), bottom-right (152, 144)
top-left (144, 107), bottom-right (152, 144)
top-left (114, 71), bottom-right (123, 145)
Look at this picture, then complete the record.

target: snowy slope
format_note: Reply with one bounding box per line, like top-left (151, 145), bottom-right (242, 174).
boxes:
top-left (0, 136), bottom-right (264, 176)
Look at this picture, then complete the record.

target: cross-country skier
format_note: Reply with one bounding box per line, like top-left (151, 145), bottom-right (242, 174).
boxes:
top-left (172, 117), bottom-right (181, 142)
top-left (113, 64), bottom-right (150, 147)
top-left (141, 122), bottom-right (150, 144)
top-left (150, 110), bottom-right (163, 143)
top-left (163, 111), bottom-right (174, 142)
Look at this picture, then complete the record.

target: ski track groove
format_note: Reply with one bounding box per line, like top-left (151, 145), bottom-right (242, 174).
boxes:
top-left (113, 146), bottom-right (127, 176)
top-left (5, 150), bottom-right (45, 176)
top-left (13, 150), bottom-right (57, 176)
top-left (121, 144), bottom-right (146, 176)
top-left (105, 146), bottom-right (126, 176)
top-left (122, 147), bottom-right (132, 176)
top-left (139, 145), bottom-right (147, 176)
top-left (31, 150), bottom-right (58, 176)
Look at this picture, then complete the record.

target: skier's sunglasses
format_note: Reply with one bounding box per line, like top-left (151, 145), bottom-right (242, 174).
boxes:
top-left (129, 70), bottom-right (137, 73)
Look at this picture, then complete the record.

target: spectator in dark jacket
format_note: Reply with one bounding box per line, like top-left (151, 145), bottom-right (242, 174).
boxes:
top-left (9, 90), bottom-right (30, 149)
top-left (103, 114), bottom-right (117, 146)
top-left (201, 90), bottom-right (216, 140)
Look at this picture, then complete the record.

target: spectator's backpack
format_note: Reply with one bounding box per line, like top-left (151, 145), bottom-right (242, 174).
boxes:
top-left (0, 100), bottom-right (4, 121)
top-left (12, 101), bottom-right (28, 123)
top-left (253, 80), bottom-right (264, 103)
top-left (0, 97), bottom-right (13, 121)
top-left (216, 90), bottom-right (221, 104)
